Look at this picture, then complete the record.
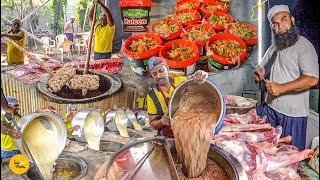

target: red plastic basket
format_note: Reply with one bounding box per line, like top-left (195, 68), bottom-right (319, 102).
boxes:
top-left (151, 19), bottom-right (183, 41)
top-left (159, 39), bottom-right (200, 69)
top-left (174, 9), bottom-right (202, 27)
top-left (205, 33), bottom-right (248, 65)
top-left (124, 33), bottom-right (162, 60)
top-left (201, 1), bottom-right (229, 16)
top-left (203, 11), bottom-right (234, 31)
top-left (180, 24), bottom-right (216, 46)
top-left (226, 22), bottom-right (258, 45)
top-left (175, 0), bottom-right (202, 11)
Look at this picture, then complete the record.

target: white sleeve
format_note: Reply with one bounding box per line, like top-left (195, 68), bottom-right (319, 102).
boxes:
top-left (298, 41), bottom-right (319, 78)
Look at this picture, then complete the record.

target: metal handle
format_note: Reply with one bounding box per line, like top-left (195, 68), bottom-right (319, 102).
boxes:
top-left (120, 143), bottom-right (157, 180)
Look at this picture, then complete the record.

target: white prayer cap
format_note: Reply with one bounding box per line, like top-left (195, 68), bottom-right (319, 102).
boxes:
top-left (267, 5), bottom-right (290, 23)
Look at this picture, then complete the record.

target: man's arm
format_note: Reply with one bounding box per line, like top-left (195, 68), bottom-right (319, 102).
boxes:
top-left (1, 33), bottom-right (24, 41)
top-left (64, 22), bottom-right (70, 32)
top-left (266, 75), bottom-right (319, 96)
top-left (1, 121), bottom-right (10, 135)
top-left (148, 114), bottom-right (170, 130)
top-left (97, 0), bottom-right (114, 26)
top-left (88, 4), bottom-right (95, 26)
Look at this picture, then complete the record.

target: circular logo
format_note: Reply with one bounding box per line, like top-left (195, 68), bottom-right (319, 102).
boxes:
top-left (9, 154), bottom-right (30, 175)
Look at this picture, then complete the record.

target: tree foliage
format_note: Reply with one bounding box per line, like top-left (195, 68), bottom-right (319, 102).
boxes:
top-left (45, 0), bottom-right (67, 36)
top-left (76, 0), bottom-right (102, 32)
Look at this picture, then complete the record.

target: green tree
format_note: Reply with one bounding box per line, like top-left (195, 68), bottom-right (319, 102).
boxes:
top-left (46, 0), bottom-right (67, 36)
top-left (76, 0), bottom-right (102, 32)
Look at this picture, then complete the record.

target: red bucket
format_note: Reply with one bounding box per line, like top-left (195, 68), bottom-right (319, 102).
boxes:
top-left (205, 33), bottom-right (247, 65)
top-left (151, 19), bottom-right (183, 41)
top-left (203, 11), bottom-right (234, 31)
top-left (124, 33), bottom-right (162, 60)
top-left (175, 0), bottom-right (202, 11)
top-left (226, 22), bottom-right (258, 46)
top-left (201, 1), bottom-right (229, 17)
top-left (159, 39), bottom-right (200, 69)
top-left (173, 9), bottom-right (202, 27)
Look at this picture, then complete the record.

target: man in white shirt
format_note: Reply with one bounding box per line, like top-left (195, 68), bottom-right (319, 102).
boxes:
top-left (254, 5), bottom-right (319, 150)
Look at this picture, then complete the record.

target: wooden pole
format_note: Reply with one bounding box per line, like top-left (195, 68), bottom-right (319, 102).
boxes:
top-left (2, 37), bottom-right (53, 75)
top-left (83, 2), bottom-right (97, 74)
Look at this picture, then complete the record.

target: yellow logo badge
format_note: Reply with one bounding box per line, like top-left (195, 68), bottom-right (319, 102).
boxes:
top-left (9, 154), bottom-right (30, 175)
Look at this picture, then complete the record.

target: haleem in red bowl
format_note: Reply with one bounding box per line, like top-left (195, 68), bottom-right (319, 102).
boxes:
top-left (206, 33), bottom-right (247, 65)
top-left (180, 24), bottom-right (215, 46)
top-left (124, 33), bottom-right (162, 60)
top-left (201, 1), bottom-right (229, 16)
top-left (152, 19), bottom-right (183, 41)
top-left (204, 11), bottom-right (234, 31)
top-left (172, 9), bottom-right (202, 27)
top-left (226, 21), bottom-right (258, 45)
top-left (175, 0), bottom-right (201, 11)
top-left (160, 39), bottom-right (199, 69)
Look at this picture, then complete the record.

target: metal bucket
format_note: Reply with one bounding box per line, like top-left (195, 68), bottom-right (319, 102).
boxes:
top-left (71, 109), bottom-right (104, 143)
top-left (168, 79), bottom-right (226, 134)
top-left (22, 155), bottom-right (88, 180)
top-left (15, 112), bottom-right (67, 162)
top-left (94, 137), bottom-right (247, 180)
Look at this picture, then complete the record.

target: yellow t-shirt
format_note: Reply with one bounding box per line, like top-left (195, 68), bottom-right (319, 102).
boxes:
top-left (146, 76), bottom-right (186, 116)
top-left (94, 20), bottom-right (115, 53)
top-left (7, 30), bottom-right (26, 65)
top-left (64, 113), bottom-right (73, 139)
top-left (1, 114), bottom-right (20, 151)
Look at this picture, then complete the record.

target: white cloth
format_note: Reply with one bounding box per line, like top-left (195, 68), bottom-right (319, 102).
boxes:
top-left (267, 5), bottom-right (290, 23)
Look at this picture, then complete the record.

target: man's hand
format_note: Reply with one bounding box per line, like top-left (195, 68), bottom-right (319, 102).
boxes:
top-left (161, 115), bottom-right (170, 126)
top-left (253, 66), bottom-right (266, 82)
top-left (265, 81), bottom-right (284, 96)
top-left (8, 129), bottom-right (21, 139)
top-left (72, 125), bottom-right (80, 131)
top-left (192, 70), bottom-right (208, 84)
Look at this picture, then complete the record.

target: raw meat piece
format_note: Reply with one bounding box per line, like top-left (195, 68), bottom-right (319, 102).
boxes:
top-left (214, 140), bottom-right (257, 173)
top-left (264, 168), bottom-right (301, 180)
top-left (224, 109), bottom-right (267, 125)
top-left (224, 95), bottom-right (252, 107)
top-left (221, 123), bottom-right (271, 132)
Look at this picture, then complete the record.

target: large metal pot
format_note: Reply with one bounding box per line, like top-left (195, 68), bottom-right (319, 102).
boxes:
top-left (37, 70), bottom-right (122, 104)
top-left (71, 109), bottom-right (104, 143)
top-left (94, 137), bottom-right (247, 180)
top-left (22, 155), bottom-right (88, 180)
top-left (15, 112), bottom-right (67, 163)
top-left (168, 79), bottom-right (226, 134)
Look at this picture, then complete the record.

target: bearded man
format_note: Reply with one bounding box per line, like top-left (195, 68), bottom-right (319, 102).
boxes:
top-left (254, 5), bottom-right (319, 150)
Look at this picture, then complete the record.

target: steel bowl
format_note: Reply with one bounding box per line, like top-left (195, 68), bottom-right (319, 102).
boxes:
top-left (15, 112), bottom-right (67, 163)
top-left (71, 109), bottom-right (104, 143)
top-left (168, 79), bottom-right (226, 134)
top-left (94, 137), bottom-right (248, 180)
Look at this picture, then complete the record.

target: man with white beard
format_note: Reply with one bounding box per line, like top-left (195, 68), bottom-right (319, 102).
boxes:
top-left (254, 5), bottom-right (319, 150)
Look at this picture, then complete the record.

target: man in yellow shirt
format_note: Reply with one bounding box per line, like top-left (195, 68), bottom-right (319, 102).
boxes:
top-left (1, 96), bottom-right (22, 159)
top-left (146, 56), bottom-right (208, 138)
top-left (64, 104), bottom-right (80, 140)
top-left (1, 18), bottom-right (26, 65)
top-left (89, 0), bottom-right (115, 60)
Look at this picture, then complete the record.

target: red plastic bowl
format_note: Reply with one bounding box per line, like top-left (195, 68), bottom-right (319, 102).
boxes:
top-left (204, 11), bottom-right (234, 31)
top-left (175, 0), bottom-right (201, 11)
top-left (151, 19), bottom-right (183, 41)
top-left (201, 1), bottom-right (229, 16)
top-left (173, 9), bottom-right (202, 27)
top-left (180, 24), bottom-right (216, 46)
top-left (226, 22), bottom-right (258, 45)
top-left (124, 33), bottom-right (162, 60)
top-left (159, 39), bottom-right (200, 69)
top-left (205, 33), bottom-right (248, 65)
